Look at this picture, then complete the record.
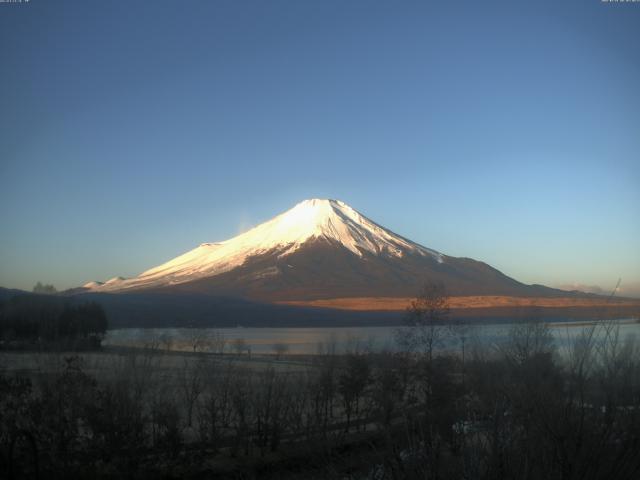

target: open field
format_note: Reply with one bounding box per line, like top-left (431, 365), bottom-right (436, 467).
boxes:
top-left (278, 295), bottom-right (640, 311)
top-left (0, 348), bottom-right (311, 379)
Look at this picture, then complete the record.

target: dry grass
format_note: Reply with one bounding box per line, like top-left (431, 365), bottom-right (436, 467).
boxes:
top-left (277, 295), bottom-right (640, 311)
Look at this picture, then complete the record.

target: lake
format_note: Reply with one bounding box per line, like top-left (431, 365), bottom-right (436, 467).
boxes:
top-left (104, 318), bottom-right (640, 355)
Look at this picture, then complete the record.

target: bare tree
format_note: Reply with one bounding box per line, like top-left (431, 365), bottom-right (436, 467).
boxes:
top-left (501, 318), bottom-right (554, 365)
top-left (252, 367), bottom-right (291, 455)
top-left (198, 361), bottom-right (235, 451)
top-left (209, 330), bottom-right (227, 355)
top-left (232, 337), bottom-right (247, 356)
top-left (448, 318), bottom-right (473, 390)
top-left (338, 353), bottom-right (370, 432)
top-left (159, 332), bottom-right (173, 353)
top-left (272, 342), bottom-right (289, 360)
top-left (372, 362), bottom-right (404, 428)
top-left (230, 368), bottom-right (252, 456)
top-left (396, 282), bottom-right (450, 362)
top-left (186, 328), bottom-right (207, 353)
top-left (179, 357), bottom-right (206, 427)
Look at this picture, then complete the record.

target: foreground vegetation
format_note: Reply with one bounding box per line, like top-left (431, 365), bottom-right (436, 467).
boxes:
top-left (2, 316), bottom-right (640, 479)
top-left (1, 286), bottom-right (639, 478)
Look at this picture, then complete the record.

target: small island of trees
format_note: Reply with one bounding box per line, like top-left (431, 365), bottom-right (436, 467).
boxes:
top-left (0, 294), bottom-right (108, 350)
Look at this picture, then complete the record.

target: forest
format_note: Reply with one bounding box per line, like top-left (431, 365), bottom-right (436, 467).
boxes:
top-left (0, 294), bottom-right (108, 350)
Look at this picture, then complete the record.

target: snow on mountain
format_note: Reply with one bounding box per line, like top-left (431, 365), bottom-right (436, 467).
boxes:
top-left (104, 276), bottom-right (127, 284)
top-left (86, 199), bottom-right (443, 292)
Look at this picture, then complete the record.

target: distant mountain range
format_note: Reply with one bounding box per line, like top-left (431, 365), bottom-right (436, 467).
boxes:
top-left (80, 198), bottom-right (572, 301)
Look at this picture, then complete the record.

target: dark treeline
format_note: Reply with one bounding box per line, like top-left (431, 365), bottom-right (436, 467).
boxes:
top-left (32, 282), bottom-right (57, 295)
top-left (2, 318), bottom-right (640, 479)
top-left (0, 294), bottom-right (107, 349)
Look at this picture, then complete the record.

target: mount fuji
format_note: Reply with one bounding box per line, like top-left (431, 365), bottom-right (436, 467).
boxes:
top-left (83, 199), bottom-right (564, 302)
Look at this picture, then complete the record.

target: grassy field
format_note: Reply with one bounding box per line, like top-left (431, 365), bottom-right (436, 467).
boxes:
top-left (278, 295), bottom-right (640, 311)
top-left (0, 347), bottom-right (311, 379)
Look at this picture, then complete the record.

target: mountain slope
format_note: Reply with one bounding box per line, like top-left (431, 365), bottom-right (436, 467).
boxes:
top-left (83, 198), bottom-right (569, 300)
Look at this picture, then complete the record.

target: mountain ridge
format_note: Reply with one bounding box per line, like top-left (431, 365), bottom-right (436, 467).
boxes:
top-left (80, 199), bottom-right (589, 302)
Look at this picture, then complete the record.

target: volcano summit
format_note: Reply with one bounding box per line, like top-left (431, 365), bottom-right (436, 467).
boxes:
top-left (83, 199), bottom-right (569, 302)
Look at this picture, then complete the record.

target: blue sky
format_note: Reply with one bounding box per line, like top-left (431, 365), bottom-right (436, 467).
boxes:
top-left (1, 0), bottom-right (639, 296)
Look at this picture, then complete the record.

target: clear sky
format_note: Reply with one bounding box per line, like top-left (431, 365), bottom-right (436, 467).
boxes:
top-left (1, 0), bottom-right (639, 297)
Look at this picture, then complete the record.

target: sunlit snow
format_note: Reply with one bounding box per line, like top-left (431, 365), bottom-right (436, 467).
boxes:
top-left (85, 199), bottom-right (441, 292)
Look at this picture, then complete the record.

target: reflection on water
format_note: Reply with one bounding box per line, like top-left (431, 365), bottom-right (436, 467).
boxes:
top-left (104, 318), bottom-right (640, 355)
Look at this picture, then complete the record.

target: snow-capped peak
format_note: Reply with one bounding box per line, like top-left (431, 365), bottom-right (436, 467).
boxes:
top-left (85, 199), bottom-right (442, 292)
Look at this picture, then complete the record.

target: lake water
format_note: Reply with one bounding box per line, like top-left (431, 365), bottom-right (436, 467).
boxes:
top-left (105, 318), bottom-right (640, 355)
